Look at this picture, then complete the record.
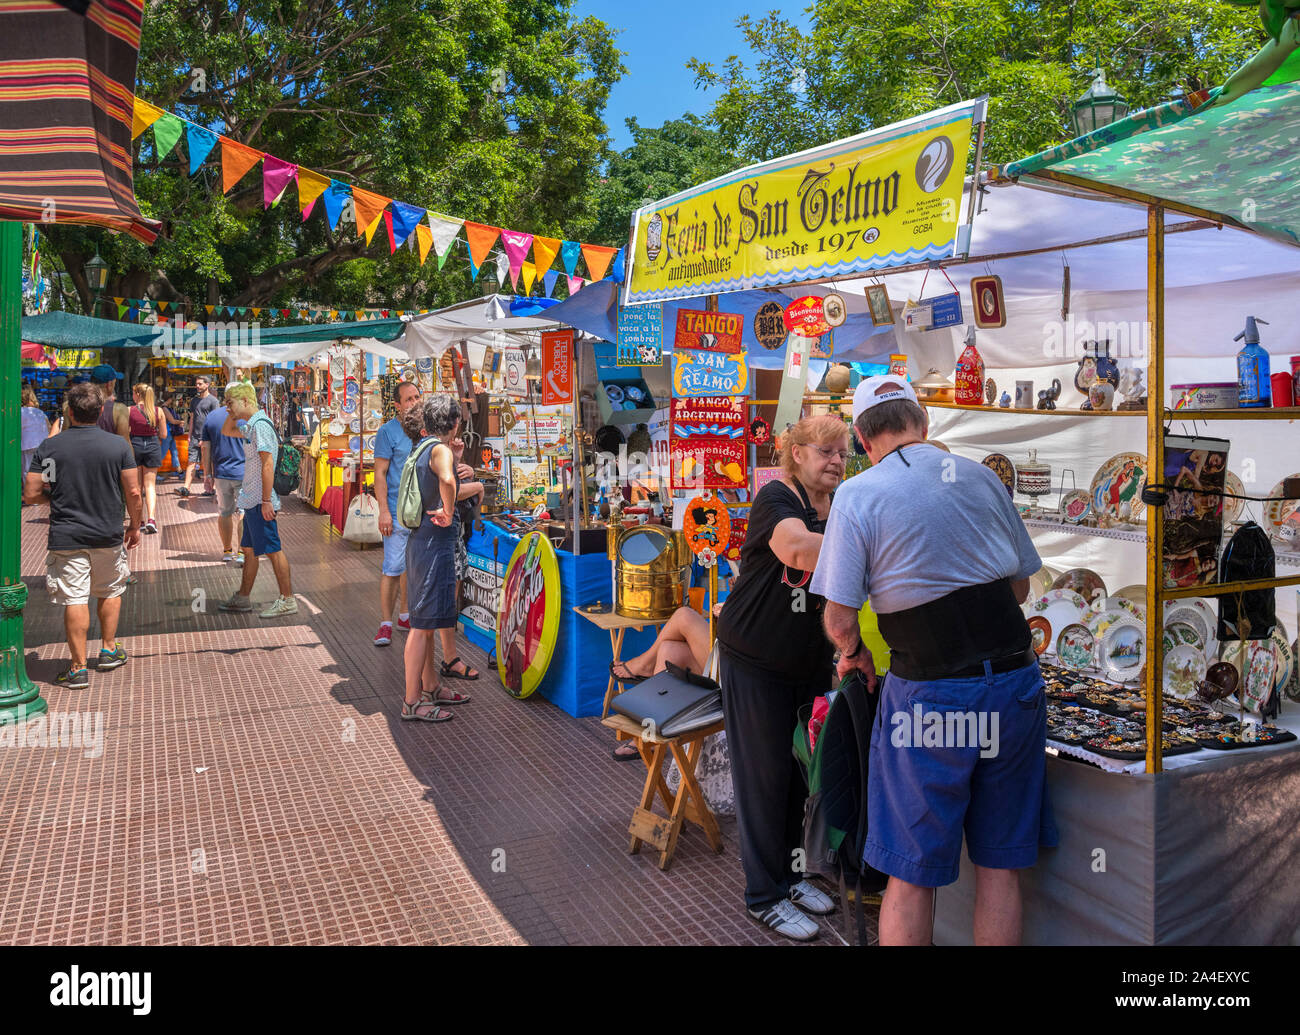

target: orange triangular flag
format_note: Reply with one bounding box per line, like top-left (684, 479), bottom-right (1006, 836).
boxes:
top-left (532, 236), bottom-right (561, 275)
top-left (131, 98), bottom-right (164, 140)
top-left (415, 223), bottom-right (433, 265)
top-left (297, 167), bottom-right (329, 218)
top-left (463, 222), bottom-right (502, 278)
top-left (220, 137), bottom-right (263, 194)
top-left (521, 261), bottom-right (537, 297)
top-left (351, 187), bottom-right (391, 244)
top-left (581, 244), bottom-right (617, 282)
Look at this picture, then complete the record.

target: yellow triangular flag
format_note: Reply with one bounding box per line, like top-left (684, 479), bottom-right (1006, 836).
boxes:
top-left (521, 261), bottom-right (537, 297)
top-left (297, 167), bottom-right (330, 217)
top-left (330, 309), bottom-right (339, 319)
top-left (362, 214), bottom-right (384, 246)
top-left (415, 223), bottom-right (433, 265)
top-left (205, 305), bottom-right (214, 315)
top-left (532, 236), bottom-right (561, 275)
top-left (251, 307), bottom-right (262, 318)
top-left (131, 98), bottom-right (164, 140)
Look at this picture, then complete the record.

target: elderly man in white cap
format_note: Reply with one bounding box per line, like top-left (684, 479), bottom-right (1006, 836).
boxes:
top-left (811, 374), bottom-right (1056, 948)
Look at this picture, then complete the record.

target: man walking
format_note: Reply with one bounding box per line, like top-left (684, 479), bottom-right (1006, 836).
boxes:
top-left (199, 382), bottom-right (247, 564)
top-left (23, 381), bottom-right (141, 689)
top-left (813, 374), bottom-right (1056, 946)
top-left (218, 383), bottom-right (296, 618)
top-left (372, 379), bottom-right (421, 646)
top-left (178, 373), bottom-right (219, 497)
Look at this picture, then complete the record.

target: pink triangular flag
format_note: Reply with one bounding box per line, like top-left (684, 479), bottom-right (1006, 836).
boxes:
top-left (501, 230), bottom-right (534, 290)
top-left (262, 155), bottom-right (298, 209)
top-left (567, 275), bottom-right (585, 294)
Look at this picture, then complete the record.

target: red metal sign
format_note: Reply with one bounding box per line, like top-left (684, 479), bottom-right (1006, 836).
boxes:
top-left (670, 396), bottom-right (746, 433)
top-left (783, 296), bottom-right (831, 338)
top-left (541, 329), bottom-right (574, 405)
top-left (670, 438), bottom-right (747, 492)
top-left (674, 308), bottom-right (745, 353)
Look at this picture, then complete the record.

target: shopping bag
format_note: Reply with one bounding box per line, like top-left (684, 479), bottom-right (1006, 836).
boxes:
top-left (342, 493), bottom-right (382, 544)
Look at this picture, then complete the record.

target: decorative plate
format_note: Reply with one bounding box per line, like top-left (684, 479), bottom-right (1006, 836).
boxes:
top-left (1031, 589), bottom-right (1088, 649)
top-left (1223, 639), bottom-right (1277, 713)
top-left (1222, 471), bottom-right (1246, 526)
top-left (1162, 621), bottom-right (1204, 655)
top-left (328, 420), bottom-right (344, 436)
top-left (1028, 616), bottom-right (1051, 655)
top-left (1264, 474), bottom-right (1300, 542)
top-left (344, 377), bottom-right (359, 400)
top-left (331, 376), bottom-right (345, 394)
top-left (363, 433), bottom-right (376, 452)
top-left (1115, 585), bottom-right (1145, 606)
top-left (1056, 623), bottom-right (1096, 671)
top-left (1099, 616), bottom-right (1145, 684)
top-left (341, 396), bottom-right (358, 415)
top-left (605, 384), bottom-right (625, 405)
top-left (364, 414), bottom-right (381, 432)
top-left (1289, 639), bottom-right (1300, 702)
top-left (1164, 645), bottom-right (1207, 700)
top-left (349, 435), bottom-right (361, 452)
top-left (1087, 607), bottom-right (1127, 644)
top-left (1270, 625), bottom-right (1293, 698)
top-left (416, 357), bottom-right (434, 373)
top-left (1090, 451), bottom-right (1147, 528)
top-left (1051, 568), bottom-right (1107, 605)
top-left (1164, 600), bottom-right (1212, 658)
top-left (625, 385), bottom-right (646, 403)
top-left (981, 453), bottom-right (1015, 497)
top-left (1059, 489), bottom-right (1091, 524)
top-left (329, 355), bottom-right (347, 377)
top-left (1085, 595), bottom-right (1143, 627)
top-left (350, 418), bottom-right (360, 433)
top-left (399, 365), bottom-right (418, 382)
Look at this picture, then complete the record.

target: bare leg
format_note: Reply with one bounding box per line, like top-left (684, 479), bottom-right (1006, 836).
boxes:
top-left (879, 877), bottom-right (935, 946)
top-left (423, 634), bottom-right (439, 697)
top-left (404, 629), bottom-right (432, 705)
top-left (622, 606), bottom-right (711, 677)
top-left (267, 550), bottom-right (293, 598)
top-left (218, 513), bottom-right (234, 554)
top-left (380, 573), bottom-right (399, 624)
top-left (972, 866), bottom-right (1022, 946)
top-left (399, 571), bottom-right (408, 615)
top-left (143, 469), bottom-right (157, 522)
top-left (183, 461), bottom-right (197, 491)
top-left (654, 641), bottom-right (697, 675)
top-left (63, 603), bottom-right (90, 670)
top-left (237, 550), bottom-right (259, 597)
top-left (97, 595), bottom-right (122, 650)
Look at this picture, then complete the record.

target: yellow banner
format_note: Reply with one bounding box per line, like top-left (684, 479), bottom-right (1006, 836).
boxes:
top-left (624, 99), bottom-right (981, 305)
top-left (53, 348), bottom-right (102, 368)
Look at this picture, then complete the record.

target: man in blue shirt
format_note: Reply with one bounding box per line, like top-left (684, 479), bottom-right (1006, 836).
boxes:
top-left (199, 384), bottom-right (248, 564)
top-left (372, 380), bottom-right (422, 646)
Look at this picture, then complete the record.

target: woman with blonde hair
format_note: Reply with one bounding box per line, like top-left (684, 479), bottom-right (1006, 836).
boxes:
top-left (128, 382), bottom-right (166, 533)
top-left (714, 412), bottom-right (850, 941)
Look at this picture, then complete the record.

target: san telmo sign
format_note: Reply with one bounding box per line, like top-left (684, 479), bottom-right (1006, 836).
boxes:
top-left (624, 98), bottom-right (984, 306)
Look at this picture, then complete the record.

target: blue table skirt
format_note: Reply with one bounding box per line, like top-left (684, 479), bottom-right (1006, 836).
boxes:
top-left (464, 519), bottom-right (659, 718)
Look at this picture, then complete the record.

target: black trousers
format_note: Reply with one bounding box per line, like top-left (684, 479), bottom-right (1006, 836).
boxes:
top-left (719, 651), bottom-right (820, 910)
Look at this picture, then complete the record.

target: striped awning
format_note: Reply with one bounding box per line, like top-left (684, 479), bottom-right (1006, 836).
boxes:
top-left (0, 0), bottom-right (160, 243)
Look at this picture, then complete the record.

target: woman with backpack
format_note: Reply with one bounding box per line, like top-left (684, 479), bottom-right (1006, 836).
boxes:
top-left (398, 396), bottom-right (476, 722)
top-left (129, 383), bottom-right (166, 534)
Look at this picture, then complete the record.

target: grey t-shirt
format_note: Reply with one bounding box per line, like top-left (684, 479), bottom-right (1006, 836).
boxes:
top-left (810, 443), bottom-right (1041, 614)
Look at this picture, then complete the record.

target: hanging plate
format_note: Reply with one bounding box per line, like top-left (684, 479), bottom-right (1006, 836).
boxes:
top-left (1222, 471), bottom-right (1246, 525)
top-left (1090, 451), bottom-right (1147, 528)
top-left (1164, 644), bottom-right (1206, 701)
top-left (981, 453), bottom-right (1015, 497)
top-left (1264, 474), bottom-right (1300, 541)
top-left (1055, 622), bottom-right (1096, 672)
top-left (1099, 616), bottom-right (1145, 684)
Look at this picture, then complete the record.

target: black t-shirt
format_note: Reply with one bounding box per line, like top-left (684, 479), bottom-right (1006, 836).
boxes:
top-left (29, 424), bottom-right (137, 550)
top-left (716, 479), bottom-right (834, 682)
top-left (190, 393), bottom-right (218, 437)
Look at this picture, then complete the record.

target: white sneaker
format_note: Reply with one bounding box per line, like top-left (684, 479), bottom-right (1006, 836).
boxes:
top-left (748, 898), bottom-right (820, 941)
top-left (219, 593), bottom-right (253, 613)
top-left (259, 595), bottom-right (298, 619)
top-left (789, 880), bottom-right (835, 916)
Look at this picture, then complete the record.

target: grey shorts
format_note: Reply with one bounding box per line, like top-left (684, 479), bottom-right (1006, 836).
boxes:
top-left (215, 478), bottom-right (241, 517)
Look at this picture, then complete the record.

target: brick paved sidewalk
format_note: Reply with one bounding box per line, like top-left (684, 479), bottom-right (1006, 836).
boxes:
top-left (2, 486), bottom-right (869, 945)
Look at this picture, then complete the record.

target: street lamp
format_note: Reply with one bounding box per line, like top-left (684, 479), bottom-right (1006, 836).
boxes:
top-left (1072, 66), bottom-right (1129, 137)
top-left (481, 264), bottom-right (500, 297)
top-left (83, 249), bottom-right (109, 316)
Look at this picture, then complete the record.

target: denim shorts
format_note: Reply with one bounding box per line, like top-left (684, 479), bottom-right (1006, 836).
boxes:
top-left (381, 524), bottom-right (410, 576)
top-left (240, 506), bottom-right (282, 557)
top-left (864, 660), bottom-right (1058, 888)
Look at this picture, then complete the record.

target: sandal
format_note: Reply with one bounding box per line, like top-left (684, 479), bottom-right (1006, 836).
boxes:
top-left (175, 487), bottom-right (191, 497)
top-left (439, 656), bottom-right (479, 680)
top-left (612, 741), bottom-right (640, 762)
top-left (610, 660), bottom-right (644, 684)
top-left (401, 699), bottom-right (453, 722)
top-left (421, 686), bottom-right (471, 705)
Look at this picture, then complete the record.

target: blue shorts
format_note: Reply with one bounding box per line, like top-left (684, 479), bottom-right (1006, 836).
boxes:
top-left (381, 524), bottom-right (411, 576)
top-left (865, 660), bottom-right (1058, 888)
top-left (240, 506), bottom-right (283, 557)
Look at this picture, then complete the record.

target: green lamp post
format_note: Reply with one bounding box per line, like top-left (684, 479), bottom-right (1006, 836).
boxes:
top-left (83, 248), bottom-right (109, 317)
top-left (1071, 65), bottom-right (1129, 137)
top-left (0, 221), bottom-right (47, 724)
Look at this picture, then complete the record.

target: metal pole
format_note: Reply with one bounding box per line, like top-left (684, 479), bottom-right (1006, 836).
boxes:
top-left (1144, 205), bottom-right (1165, 775)
top-left (0, 221), bottom-right (47, 724)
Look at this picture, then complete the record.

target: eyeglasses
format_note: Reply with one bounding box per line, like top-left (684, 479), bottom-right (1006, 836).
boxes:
top-left (810, 445), bottom-right (849, 462)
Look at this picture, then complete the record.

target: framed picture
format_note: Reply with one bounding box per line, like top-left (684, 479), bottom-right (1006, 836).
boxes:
top-left (865, 283), bottom-right (894, 325)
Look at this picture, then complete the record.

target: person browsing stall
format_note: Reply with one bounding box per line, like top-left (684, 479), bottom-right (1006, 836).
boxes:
top-left (714, 413), bottom-right (850, 942)
top-left (371, 379), bottom-right (422, 646)
top-left (813, 376), bottom-right (1057, 947)
top-left (199, 384), bottom-right (247, 564)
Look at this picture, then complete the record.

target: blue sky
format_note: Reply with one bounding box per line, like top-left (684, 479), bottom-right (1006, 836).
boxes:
top-left (574, 0), bottom-right (811, 152)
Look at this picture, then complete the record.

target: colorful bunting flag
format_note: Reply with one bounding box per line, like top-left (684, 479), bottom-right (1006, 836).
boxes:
top-left (382, 209), bottom-right (397, 254)
top-left (262, 155), bottom-right (297, 209)
top-left (611, 246), bottom-right (626, 282)
top-left (186, 124), bottom-right (218, 175)
top-left (117, 303), bottom-right (128, 319)
top-left (322, 180), bottom-right (351, 231)
top-left (220, 137), bottom-right (263, 194)
top-left (494, 251), bottom-right (509, 289)
top-left (152, 113), bottom-right (184, 161)
top-left (389, 201), bottom-right (425, 247)
top-left (428, 214), bottom-right (464, 271)
top-left (131, 98), bottom-right (164, 140)
top-left (581, 243), bottom-right (616, 282)
top-left (351, 186), bottom-right (391, 244)
top-left (205, 304), bottom-right (214, 315)
top-left (567, 276), bottom-right (585, 294)
top-left (560, 240), bottom-right (582, 278)
top-left (521, 261), bottom-right (537, 297)
top-left (414, 223), bottom-right (433, 265)
top-left (543, 269), bottom-right (559, 297)
top-left (297, 167), bottom-right (329, 220)
top-left (463, 222), bottom-right (502, 280)
top-left (532, 236), bottom-right (561, 276)
top-left (501, 230), bottom-right (534, 289)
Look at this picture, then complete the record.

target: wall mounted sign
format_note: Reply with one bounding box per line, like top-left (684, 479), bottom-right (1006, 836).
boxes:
top-left (496, 531), bottom-right (561, 699)
top-left (674, 308), bottom-right (744, 353)
top-left (462, 553), bottom-right (505, 634)
top-left (624, 98), bottom-right (982, 305)
top-left (670, 397), bottom-right (746, 438)
top-left (616, 302), bottom-right (663, 366)
top-left (922, 291), bottom-right (963, 329)
top-left (783, 296), bottom-right (831, 337)
top-left (682, 494), bottom-right (732, 557)
top-left (503, 347), bottom-right (527, 397)
top-left (969, 273), bottom-right (1006, 328)
top-left (671, 437), bottom-right (746, 491)
top-left (540, 329), bottom-right (574, 405)
top-left (753, 300), bottom-right (788, 349)
top-left (822, 293), bottom-right (847, 327)
top-left (672, 348), bottom-right (749, 397)
top-left (747, 416), bottom-right (772, 445)
top-left (754, 466), bottom-right (784, 492)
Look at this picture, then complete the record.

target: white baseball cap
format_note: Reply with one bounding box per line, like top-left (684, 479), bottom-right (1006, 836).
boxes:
top-left (851, 375), bottom-right (919, 423)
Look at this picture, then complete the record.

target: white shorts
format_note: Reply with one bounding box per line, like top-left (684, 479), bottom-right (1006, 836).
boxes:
top-left (45, 546), bottom-right (129, 606)
top-left (215, 477), bottom-right (242, 517)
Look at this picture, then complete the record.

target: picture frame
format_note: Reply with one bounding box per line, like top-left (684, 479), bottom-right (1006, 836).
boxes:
top-left (865, 283), bottom-right (894, 325)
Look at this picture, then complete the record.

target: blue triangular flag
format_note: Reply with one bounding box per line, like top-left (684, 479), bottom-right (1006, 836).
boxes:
top-left (560, 240), bottom-right (582, 278)
top-left (543, 269), bottom-right (559, 298)
top-left (610, 246), bottom-right (625, 282)
top-left (389, 201), bottom-right (425, 247)
top-left (323, 180), bottom-right (350, 231)
top-left (186, 123), bottom-right (218, 175)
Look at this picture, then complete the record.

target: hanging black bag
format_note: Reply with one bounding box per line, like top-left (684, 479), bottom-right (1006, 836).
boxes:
top-left (1216, 521), bottom-right (1276, 641)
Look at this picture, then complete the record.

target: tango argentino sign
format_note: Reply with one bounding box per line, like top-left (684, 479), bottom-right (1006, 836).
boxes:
top-left (623, 98), bottom-right (984, 306)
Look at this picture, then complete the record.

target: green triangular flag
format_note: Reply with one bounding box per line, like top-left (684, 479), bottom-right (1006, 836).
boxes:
top-left (117, 303), bottom-right (128, 319)
top-left (152, 113), bottom-right (184, 161)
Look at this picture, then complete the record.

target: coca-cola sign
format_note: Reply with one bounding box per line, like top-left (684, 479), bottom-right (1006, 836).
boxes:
top-left (495, 532), bottom-right (561, 699)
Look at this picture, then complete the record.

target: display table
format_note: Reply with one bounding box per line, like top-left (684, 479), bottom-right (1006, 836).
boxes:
top-left (463, 518), bottom-right (660, 718)
top-left (934, 725), bottom-right (1300, 945)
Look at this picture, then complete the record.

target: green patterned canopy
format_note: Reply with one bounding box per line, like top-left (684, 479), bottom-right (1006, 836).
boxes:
top-left (1001, 76), bottom-right (1300, 248)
